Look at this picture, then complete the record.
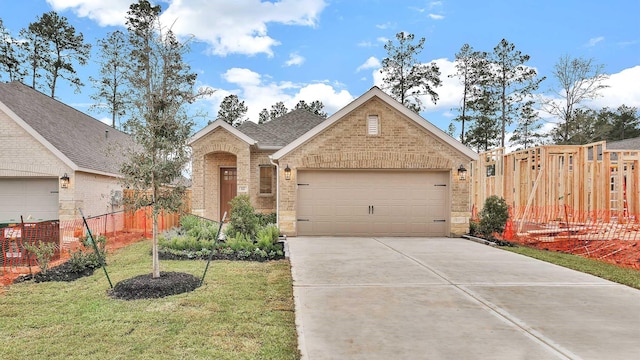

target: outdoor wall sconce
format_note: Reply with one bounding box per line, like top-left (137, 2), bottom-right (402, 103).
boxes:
top-left (60, 173), bottom-right (70, 188)
top-left (284, 165), bottom-right (291, 180)
top-left (457, 165), bottom-right (467, 181)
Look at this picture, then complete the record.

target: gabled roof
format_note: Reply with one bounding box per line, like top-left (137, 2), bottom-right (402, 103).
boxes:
top-left (271, 86), bottom-right (478, 160)
top-left (0, 81), bottom-right (134, 176)
top-left (189, 108), bottom-right (326, 150)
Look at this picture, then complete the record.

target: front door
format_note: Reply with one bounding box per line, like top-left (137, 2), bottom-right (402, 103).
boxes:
top-left (220, 168), bottom-right (237, 221)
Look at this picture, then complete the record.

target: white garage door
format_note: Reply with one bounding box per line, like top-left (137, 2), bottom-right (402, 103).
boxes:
top-left (0, 178), bottom-right (59, 222)
top-left (297, 170), bottom-right (450, 236)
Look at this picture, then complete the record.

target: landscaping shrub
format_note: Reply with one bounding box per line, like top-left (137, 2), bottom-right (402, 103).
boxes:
top-left (478, 195), bottom-right (509, 240)
top-left (23, 241), bottom-right (56, 274)
top-left (67, 235), bottom-right (107, 272)
top-left (256, 212), bottom-right (277, 226)
top-left (225, 195), bottom-right (259, 239)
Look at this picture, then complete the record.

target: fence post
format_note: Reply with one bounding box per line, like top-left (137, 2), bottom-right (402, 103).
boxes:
top-left (78, 208), bottom-right (113, 289)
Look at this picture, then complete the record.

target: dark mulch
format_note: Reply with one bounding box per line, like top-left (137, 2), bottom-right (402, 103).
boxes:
top-left (13, 262), bottom-right (97, 284)
top-left (108, 271), bottom-right (201, 300)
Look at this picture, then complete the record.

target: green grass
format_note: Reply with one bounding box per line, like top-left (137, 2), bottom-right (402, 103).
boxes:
top-left (503, 245), bottom-right (640, 290)
top-left (0, 240), bottom-right (300, 360)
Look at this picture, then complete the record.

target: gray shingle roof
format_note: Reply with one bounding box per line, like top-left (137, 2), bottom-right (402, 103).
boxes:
top-left (237, 109), bottom-right (326, 148)
top-left (0, 81), bottom-right (133, 175)
top-left (607, 136), bottom-right (640, 150)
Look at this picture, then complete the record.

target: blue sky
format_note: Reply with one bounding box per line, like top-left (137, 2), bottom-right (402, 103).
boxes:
top-left (1, 0), bottom-right (639, 138)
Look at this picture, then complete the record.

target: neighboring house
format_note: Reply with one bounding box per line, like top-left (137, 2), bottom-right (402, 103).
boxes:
top-left (189, 86), bottom-right (478, 237)
top-left (0, 81), bottom-right (133, 223)
top-left (607, 136), bottom-right (640, 150)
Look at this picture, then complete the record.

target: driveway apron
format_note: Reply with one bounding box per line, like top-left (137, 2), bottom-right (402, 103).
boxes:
top-left (288, 237), bottom-right (640, 360)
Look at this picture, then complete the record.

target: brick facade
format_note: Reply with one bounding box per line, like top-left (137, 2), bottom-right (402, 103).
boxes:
top-left (190, 95), bottom-right (474, 236)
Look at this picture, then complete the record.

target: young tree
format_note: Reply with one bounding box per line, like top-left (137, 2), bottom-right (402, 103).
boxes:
top-left (0, 19), bottom-right (25, 82)
top-left (121, 0), bottom-right (212, 278)
top-left (490, 39), bottom-right (543, 148)
top-left (216, 94), bottom-right (248, 127)
top-left (381, 32), bottom-right (441, 113)
top-left (294, 99), bottom-right (328, 118)
top-left (450, 44), bottom-right (485, 144)
top-left (27, 11), bottom-right (91, 97)
top-left (89, 30), bottom-right (129, 129)
top-left (542, 55), bottom-right (608, 144)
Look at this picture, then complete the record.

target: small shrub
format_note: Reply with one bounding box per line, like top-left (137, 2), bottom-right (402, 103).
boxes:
top-left (478, 195), bottom-right (509, 240)
top-left (256, 224), bottom-right (280, 252)
top-left (256, 212), bottom-right (277, 226)
top-left (68, 235), bottom-right (108, 273)
top-left (225, 195), bottom-right (259, 239)
top-left (469, 219), bottom-right (480, 236)
top-left (23, 241), bottom-right (56, 274)
top-left (226, 233), bottom-right (255, 252)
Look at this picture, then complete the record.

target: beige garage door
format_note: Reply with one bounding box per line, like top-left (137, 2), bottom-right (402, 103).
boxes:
top-left (0, 178), bottom-right (59, 222)
top-left (297, 170), bottom-right (449, 236)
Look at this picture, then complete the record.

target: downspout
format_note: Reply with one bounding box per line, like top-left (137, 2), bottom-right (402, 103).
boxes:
top-left (269, 155), bottom-right (280, 228)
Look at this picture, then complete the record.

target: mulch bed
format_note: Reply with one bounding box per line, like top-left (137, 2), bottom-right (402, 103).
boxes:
top-left (108, 271), bottom-right (201, 300)
top-left (12, 262), bottom-right (97, 283)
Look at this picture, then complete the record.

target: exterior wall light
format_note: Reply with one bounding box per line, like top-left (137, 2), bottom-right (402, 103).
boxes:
top-left (284, 165), bottom-right (291, 180)
top-left (457, 165), bottom-right (467, 181)
top-left (60, 173), bottom-right (70, 188)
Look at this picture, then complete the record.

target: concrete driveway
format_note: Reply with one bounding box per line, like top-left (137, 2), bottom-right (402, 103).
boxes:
top-left (288, 237), bottom-right (640, 360)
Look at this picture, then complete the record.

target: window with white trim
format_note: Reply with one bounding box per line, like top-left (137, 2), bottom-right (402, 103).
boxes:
top-left (367, 115), bottom-right (379, 135)
top-left (259, 165), bottom-right (274, 195)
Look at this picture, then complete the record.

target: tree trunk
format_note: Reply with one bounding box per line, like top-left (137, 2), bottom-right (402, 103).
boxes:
top-left (152, 210), bottom-right (159, 278)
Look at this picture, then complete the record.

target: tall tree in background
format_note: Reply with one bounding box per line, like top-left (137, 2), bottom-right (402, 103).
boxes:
top-left (269, 101), bottom-right (288, 119)
top-left (543, 55), bottom-right (608, 144)
top-left (490, 39), bottom-right (543, 148)
top-left (121, 0), bottom-right (212, 278)
top-left (216, 94), bottom-right (248, 127)
top-left (89, 30), bottom-right (129, 129)
top-left (465, 86), bottom-right (500, 152)
top-left (27, 11), bottom-right (91, 98)
top-left (0, 19), bottom-right (25, 82)
top-left (258, 108), bottom-right (270, 124)
top-left (18, 25), bottom-right (48, 90)
top-left (450, 44), bottom-right (486, 144)
top-left (606, 105), bottom-right (640, 141)
top-left (381, 32), bottom-right (441, 112)
top-left (509, 100), bottom-right (544, 150)
top-left (295, 99), bottom-right (328, 118)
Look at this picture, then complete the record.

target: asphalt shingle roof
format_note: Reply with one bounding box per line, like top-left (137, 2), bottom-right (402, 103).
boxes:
top-left (0, 81), bottom-right (134, 175)
top-left (607, 136), bottom-right (640, 150)
top-left (237, 108), bottom-right (326, 148)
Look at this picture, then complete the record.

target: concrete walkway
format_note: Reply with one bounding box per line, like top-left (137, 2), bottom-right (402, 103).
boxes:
top-left (288, 237), bottom-right (640, 360)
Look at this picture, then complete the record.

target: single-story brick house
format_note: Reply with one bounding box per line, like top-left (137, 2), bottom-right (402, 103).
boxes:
top-left (189, 86), bottom-right (478, 237)
top-left (0, 81), bottom-right (132, 223)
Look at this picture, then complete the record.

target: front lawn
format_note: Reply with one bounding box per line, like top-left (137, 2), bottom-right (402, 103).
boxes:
top-left (503, 245), bottom-right (640, 290)
top-left (0, 240), bottom-right (299, 360)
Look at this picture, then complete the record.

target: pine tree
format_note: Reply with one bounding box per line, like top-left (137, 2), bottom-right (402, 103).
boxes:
top-left (217, 94), bottom-right (248, 127)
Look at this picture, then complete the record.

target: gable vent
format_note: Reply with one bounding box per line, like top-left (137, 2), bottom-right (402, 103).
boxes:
top-left (367, 115), bottom-right (379, 135)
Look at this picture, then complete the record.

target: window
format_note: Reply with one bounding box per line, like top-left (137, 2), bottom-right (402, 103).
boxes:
top-left (259, 165), bottom-right (274, 195)
top-left (367, 115), bottom-right (379, 135)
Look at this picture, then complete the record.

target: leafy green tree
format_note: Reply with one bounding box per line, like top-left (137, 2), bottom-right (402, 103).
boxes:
top-left (27, 11), bottom-right (91, 98)
top-left (89, 30), bottom-right (129, 129)
top-left (121, 0), bottom-right (212, 278)
top-left (269, 101), bottom-right (288, 120)
top-left (381, 32), bottom-right (441, 112)
top-left (549, 108), bottom-right (609, 145)
top-left (216, 94), bottom-right (248, 127)
top-left (490, 39), bottom-right (544, 148)
top-left (479, 195), bottom-right (509, 240)
top-left (0, 19), bottom-right (25, 82)
top-left (542, 55), bottom-right (608, 144)
top-left (606, 105), bottom-right (640, 141)
top-left (450, 44), bottom-right (486, 144)
top-left (294, 99), bottom-right (327, 118)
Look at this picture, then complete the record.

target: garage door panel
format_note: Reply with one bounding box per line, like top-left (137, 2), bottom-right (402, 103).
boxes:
top-left (0, 178), bottom-right (59, 222)
top-left (297, 171), bottom-right (449, 236)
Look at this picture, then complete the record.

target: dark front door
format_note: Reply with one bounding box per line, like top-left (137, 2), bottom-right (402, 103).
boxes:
top-left (220, 168), bottom-right (237, 221)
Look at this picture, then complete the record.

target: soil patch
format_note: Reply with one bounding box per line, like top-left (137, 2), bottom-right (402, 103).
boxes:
top-left (109, 271), bottom-right (201, 300)
top-left (12, 262), bottom-right (97, 283)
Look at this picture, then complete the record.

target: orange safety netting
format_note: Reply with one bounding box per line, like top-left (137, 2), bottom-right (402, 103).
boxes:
top-left (503, 205), bottom-right (640, 270)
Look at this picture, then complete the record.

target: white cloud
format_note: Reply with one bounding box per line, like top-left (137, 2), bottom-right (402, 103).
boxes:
top-left (357, 41), bottom-right (374, 47)
top-left (376, 22), bottom-right (393, 29)
top-left (585, 36), bottom-right (604, 47)
top-left (46, 0), bottom-right (327, 56)
top-left (356, 57), bottom-right (381, 72)
top-left (587, 65), bottom-right (640, 109)
top-left (285, 52), bottom-right (305, 67)
top-left (377, 37), bottom-right (389, 44)
top-left (213, 67), bottom-right (353, 123)
top-left (428, 13), bottom-right (444, 20)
